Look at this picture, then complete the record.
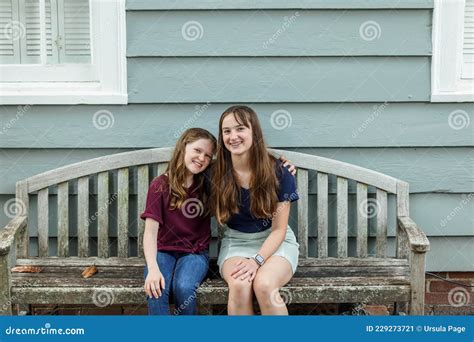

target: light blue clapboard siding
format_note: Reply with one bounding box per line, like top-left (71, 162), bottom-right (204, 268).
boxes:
top-left (0, 0), bottom-right (471, 272)
top-left (1, 104), bottom-right (471, 148)
top-left (128, 57), bottom-right (431, 102)
top-left (126, 0), bottom-right (434, 10)
top-left (0, 148), bottom-right (472, 194)
top-left (127, 10), bottom-right (431, 56)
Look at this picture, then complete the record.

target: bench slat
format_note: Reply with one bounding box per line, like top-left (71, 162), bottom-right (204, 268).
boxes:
top-left (12, 285), bottom-right (410, 305)
top-left (317, 173), bottom-right (328, 258)
top-left (356, 182), bottom-right (368, 257)
top-left (197, 282), bottom-right (410, 305)
top-left (15, 256), bottom-right (408, 268)
top-left (77, 177), bottom-right (89, 257)
top-left (97, 172), bottom-right (109, 258)
top-left (137, 165), bottom-right (149, 258)
top-left (12, 274), bottom-right (409, 288)
top-left (376, 189), bottom-right (388, 258)
top-left (337, 177), bottom-right (348, 258)
top-left (157, 162), bottom-right (168, 177)
top-left (37, 188), bottom-right (49, 257)
top-left (297, 169), bottom-right (308, 257)
top-left (117, 168), bottom-right (129, 258)
top-left (57, 182), bottom-right (69, 257)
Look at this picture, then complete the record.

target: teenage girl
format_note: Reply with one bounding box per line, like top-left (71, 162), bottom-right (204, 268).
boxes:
top-left (141, 128), bottom-right (216, 315)
top-left (212, 105), bottom-right (300, 315)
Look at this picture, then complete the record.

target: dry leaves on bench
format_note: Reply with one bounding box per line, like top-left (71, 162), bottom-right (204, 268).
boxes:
top-left (82, 265), bottom-right (98, 278)
top-left (11, 266), bottom-right (42, 273)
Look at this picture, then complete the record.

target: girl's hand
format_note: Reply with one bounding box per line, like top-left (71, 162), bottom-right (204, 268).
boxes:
top-left (230, 258), bottom-right (260, 282)
top-left (144, 267), bottom-right (165, 299)
top-left (279, 155), bottom-right (296, 176)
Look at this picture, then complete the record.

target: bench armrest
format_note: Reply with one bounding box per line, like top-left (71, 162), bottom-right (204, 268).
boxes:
top-left (0, 216), bottom-right (27, 256)
top-left (397, 216), bottom-right (430, 253)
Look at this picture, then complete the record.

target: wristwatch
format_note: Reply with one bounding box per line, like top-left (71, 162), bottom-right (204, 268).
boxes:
top-left (253, 254), bottom-right (265, 267)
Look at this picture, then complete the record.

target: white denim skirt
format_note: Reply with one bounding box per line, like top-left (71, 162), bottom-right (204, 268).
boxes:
top-left (217, 226), bottom-right (299, 276)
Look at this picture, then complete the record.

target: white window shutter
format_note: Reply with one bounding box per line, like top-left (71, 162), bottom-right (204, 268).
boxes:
top-left (57, 0), bottom-right (90, 63)
top-left (19, 0), bottom-right (57, 64)
top-left (0, 0), bottom-right (21, 64)
top-left (462, 0), bottom-right (474, 77)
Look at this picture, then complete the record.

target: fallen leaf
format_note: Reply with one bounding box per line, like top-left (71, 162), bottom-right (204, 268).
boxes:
top-left (82, 265), bottom-right (98, 278)
top-left (11, 266), bottom-right (42, 273)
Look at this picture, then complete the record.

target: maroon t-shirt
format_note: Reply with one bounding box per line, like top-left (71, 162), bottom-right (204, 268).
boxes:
top-left (140, 175), bottom-right (211, 253)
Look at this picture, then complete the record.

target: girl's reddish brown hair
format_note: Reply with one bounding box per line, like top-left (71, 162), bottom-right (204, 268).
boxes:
top-left (212, 105), bottom-right (279, 226)
top-left (161, 128), bottom-right (216, 212)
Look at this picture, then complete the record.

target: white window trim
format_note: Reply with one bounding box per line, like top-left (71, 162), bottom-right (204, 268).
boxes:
top-left (0, 0), bottom-right (127, 105)
top-left (432, 0), bottom-right (474, 102)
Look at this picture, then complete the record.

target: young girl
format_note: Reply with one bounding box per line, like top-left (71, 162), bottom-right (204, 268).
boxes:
top-left (141, 128), bottom-right (216, 315)
top-left (212, 105), bottom-right (300, 315)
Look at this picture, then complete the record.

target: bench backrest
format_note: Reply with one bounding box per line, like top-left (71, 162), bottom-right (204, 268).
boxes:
top-left (14, 148), bottom-right (409, 259)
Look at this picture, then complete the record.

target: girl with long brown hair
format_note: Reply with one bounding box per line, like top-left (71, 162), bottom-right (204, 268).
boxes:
top-left (213, 105), bottom-right (300, 315)
top-left (141, 128), bottom-right (216, 315)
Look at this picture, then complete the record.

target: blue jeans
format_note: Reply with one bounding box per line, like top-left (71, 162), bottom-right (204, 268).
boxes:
top-left (144, 250), bottom-right (209, 315)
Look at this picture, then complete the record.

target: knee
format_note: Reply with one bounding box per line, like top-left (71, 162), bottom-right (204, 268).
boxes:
top-left (227, 279), bottom-right (253, 301)
top-left (174, 280), bottom-right (197, 299)
top-left (253, 276), bottom-right (278, 299)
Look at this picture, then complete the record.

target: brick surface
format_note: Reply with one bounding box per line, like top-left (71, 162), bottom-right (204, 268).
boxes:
top-left (429, 280), bottom-right (473, 293)
top-left (447, 272), bottom-right (474, 279)
top-left (425, 291), bottom-right (473, 305)
top-left (362, 304), bottom-right (389, 316)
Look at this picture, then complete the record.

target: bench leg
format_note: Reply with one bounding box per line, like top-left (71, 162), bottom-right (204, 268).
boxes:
top-left (408, 251), bottom-right (426, 315)
top-left (0, 254), bottom-right (12, 315)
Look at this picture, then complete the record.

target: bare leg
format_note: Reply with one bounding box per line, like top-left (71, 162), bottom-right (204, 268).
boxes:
top-left (253, 256), bottom-right (293, 315)
top-left (221, 257), bottom-right (255, 315)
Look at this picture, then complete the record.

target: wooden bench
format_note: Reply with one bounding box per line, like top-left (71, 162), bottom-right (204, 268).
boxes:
top-left (0, 147), bottom-right (430, 315)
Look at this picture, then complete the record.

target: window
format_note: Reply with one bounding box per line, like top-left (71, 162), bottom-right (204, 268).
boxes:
top-left (0, 0), bottom-right (127, 104)
top-left (432, 0), bottom-right (474, 102)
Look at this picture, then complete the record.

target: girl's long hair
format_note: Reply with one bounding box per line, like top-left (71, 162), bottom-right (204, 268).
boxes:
top-left (161, 128), bottom-right (216, 213)
top-left (212, 105), bottom-right (279, 226)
